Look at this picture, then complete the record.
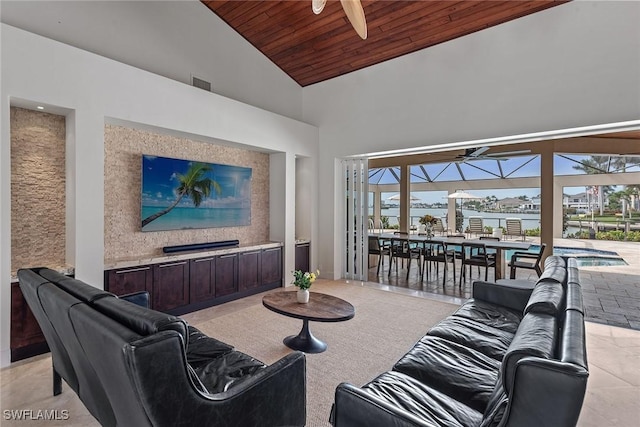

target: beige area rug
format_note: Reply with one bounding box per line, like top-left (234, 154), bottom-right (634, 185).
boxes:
top-left (193, 282), bottom-right (459, 426)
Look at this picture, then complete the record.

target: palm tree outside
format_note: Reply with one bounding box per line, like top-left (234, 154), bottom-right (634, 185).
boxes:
top-left (142, 162), bottom-right (221, 227)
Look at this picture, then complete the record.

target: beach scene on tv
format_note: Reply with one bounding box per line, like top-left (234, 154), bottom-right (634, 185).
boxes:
top-left (141, 155), bottom-right (252, 232)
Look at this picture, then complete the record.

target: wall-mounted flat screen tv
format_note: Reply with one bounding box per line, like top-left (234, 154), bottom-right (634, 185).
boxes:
top-left (141, 155), bottom-right (252, 232)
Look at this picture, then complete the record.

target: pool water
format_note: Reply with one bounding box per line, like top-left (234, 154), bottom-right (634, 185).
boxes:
top-left (506, 245), bottom-right (628, 267)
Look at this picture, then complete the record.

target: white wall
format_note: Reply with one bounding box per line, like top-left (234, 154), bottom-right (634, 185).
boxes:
top-left (0, 0), bottom-right (303, 121)
top-left (302, 0), bottom-right (640, 278)
top-left (0, 24), bottom-right (318, 367)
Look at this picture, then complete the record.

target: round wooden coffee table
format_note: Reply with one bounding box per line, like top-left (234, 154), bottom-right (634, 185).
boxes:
top-left (262, 291), bottom-right (355, 353)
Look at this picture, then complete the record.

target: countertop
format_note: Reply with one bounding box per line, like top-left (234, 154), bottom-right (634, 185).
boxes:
top-left (104, 241), bottom-right (283, 270)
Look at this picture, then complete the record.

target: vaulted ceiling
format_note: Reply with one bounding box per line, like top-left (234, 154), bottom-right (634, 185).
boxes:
top-left (203, 0), bottom-right (568, 86)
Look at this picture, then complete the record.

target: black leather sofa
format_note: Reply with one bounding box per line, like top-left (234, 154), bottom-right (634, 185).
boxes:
top-left (18, 267), bottom-right (306, 427)
top-left (331, 256), bottom-right (588, 427)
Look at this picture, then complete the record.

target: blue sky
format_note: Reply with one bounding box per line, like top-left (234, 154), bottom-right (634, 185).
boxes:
top-left (141, 155), bottom-right (252, 208)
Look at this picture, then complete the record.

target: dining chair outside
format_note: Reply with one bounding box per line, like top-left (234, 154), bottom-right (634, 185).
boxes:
top-left (388, 237), bottom-right (421, 279)
top-left (421, 240), bottom-right (455, 286)
top-left (505, 218), bottom-right (525, 241)
top-left (432, 217), bottom-right (446, 235)
top-left (509, 243), bottom-right (547, 279)
top-left (368, 236), bottom-right (390, 276)
top-left (459, 241), bottom-right (496, 286)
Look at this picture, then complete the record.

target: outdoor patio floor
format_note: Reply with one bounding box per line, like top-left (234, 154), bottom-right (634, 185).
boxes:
top-left (368, 237), bottom-right (640, 330)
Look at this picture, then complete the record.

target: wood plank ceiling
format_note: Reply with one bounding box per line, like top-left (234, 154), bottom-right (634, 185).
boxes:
top-left (202, 0), bottom-right (568, 86)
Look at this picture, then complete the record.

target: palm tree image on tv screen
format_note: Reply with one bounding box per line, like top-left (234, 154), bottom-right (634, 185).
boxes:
top-left (141, 155), bottom-right (252, 232)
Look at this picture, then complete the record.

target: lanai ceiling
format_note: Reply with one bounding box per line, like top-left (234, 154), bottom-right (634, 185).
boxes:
top-left (203, 0), bottom-right (568, 86)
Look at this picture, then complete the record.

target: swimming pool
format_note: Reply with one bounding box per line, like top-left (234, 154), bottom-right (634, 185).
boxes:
top-left (507, 245), bottom-right (628, 267)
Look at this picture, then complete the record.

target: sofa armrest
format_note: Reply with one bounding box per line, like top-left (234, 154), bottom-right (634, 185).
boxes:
top-left (125, 333), bottom-right (306, 427)
top-left (332, 383), bottom-right (437, 427)
top-left (505, 357), bottom-right (588, 427)
top-left (120, 291), bottom-right (149, 308)
top-left (472, 280), bottom-right (532, 313)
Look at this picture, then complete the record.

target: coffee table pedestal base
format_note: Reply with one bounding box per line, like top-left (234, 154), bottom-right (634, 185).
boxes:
top-left (283, 319), bottom-right (327, 354)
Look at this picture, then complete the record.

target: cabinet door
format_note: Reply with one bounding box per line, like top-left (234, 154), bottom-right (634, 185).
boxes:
top-left (153, 261), bottom-right (189, 312)
top-left (262, 247), bottom-right (283, 286)
top-left (295, 243), bottom-right (310, 273)
top-left (215, 254), bottom-right (238, 297)
top-left (190, 257), bottom-right (216, 302)
top-left (11, 282), bottom-right (47, 360)
top-left (238, 250), bottom-right (261, 291)
top-left (105, 265), bottom-right (153, 296)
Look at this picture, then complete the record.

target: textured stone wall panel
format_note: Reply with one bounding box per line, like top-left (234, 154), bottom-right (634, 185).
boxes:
top-left (10, 107), bottom-right (66, 273)
top-left (104, 125), bottom-right (270, 261)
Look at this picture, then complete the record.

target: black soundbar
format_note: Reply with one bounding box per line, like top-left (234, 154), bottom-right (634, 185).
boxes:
top-left (162, 240), bottom-right (240, 254)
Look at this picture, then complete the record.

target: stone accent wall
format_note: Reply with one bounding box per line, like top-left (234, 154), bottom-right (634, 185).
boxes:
top-left (10, 107), bottom-right (66, 273)
top-left (104, 125), bottom-right (269, 261)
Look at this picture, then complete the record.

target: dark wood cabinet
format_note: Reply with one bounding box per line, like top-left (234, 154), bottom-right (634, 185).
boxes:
top-left (238, 250), bottom-right (261, 291)
top-left (262, 247), bottom-right (283, 286)
top-left (295, 242), bottom-right (310, 273)
top-left (152, 261), bottom-right (190, 312)
top-left (190, 257), bottom-right (216, 302)
top-left (215, 253), bottom-right (238, 297)
top-left (105, 265), bottom-right (152, 296)
top-left (10, 282), bottom-right (48, 361)
top-left (104, 244), bottom-right (282, 315)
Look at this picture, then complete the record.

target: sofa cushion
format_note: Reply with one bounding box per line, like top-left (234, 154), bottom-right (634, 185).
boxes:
top-left (453, 299), bottom-right (522, 334)
top-left (524, 281), bottom-right (564, 316)
top-left (93, 297), bottom-right (188, 350)
top-left (427, 316), bottom-right (514, 361)
top-left (36, 267), bottom-right (115, 303)
top-left (502, 312), bottom-right (557, 394)
top-left (538, 259), bottom-right (567, 284)
top-left (393, 336), bottom-right (500, 412)
top-left (193, 350), bottom-right (266, 394)
top-left (363, 371), bottom-right (483, 427)
top-left (186, 326), bottom-right (234, 366)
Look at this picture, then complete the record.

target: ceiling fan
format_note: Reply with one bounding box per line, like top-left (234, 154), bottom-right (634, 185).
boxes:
top-left (313, 0), bottom-right (367, 39)
top-left (454, 147), bottom-right (532, 162)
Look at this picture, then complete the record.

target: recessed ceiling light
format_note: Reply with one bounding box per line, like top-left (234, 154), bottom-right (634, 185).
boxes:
top-left (36, 106), bottom-right (44, 110)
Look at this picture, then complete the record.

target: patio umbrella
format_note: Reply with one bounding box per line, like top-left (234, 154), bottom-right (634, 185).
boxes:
top-left (446, 190), bottom-right (482, 207)
top-left (387, 194), bottom-right (420, 202)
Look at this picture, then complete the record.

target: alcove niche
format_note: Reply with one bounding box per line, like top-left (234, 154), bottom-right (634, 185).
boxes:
top-left (10, 107), bottom-right (67, 275)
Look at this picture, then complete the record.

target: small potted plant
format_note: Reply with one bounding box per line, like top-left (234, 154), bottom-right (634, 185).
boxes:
top-left (292, 269), bottom-right (319, 303)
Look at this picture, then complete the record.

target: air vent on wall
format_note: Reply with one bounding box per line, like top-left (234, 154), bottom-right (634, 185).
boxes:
top-left (191, 75), bottom-right (211, 92)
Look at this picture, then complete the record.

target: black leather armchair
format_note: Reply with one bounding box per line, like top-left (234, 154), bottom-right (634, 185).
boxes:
top-left (18, 267), bottom-right (307, 427)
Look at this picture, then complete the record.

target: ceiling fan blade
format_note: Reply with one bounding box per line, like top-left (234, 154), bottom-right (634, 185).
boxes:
top-left (469, 146), bottom-right (490, 157)
top-left (340, 0), bottom-right (367, 39)
top-left (312, 0), bottom-right (327, 15)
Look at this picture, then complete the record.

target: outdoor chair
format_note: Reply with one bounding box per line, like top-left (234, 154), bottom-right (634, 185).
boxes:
top-left (509, 243), bottom-right (547, 279)
top-left (432, 217), bottom-right (445, 235)
top-left (389, 237), bottom-right (421, 280)
top-left (459, 241), bottom-right (496, 286)
top-left (505, 217), bottom-right (525, 241)
top-left (468, 216), bottom-right (485, 237)
top-left (368, 236), bottom-right (390, 276)
top-left (420, 240), bottom-right (455, 286)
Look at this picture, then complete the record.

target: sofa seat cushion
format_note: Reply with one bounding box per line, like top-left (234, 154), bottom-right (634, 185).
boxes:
top-left (453, 299), bottom-right (522, 334)
top-left (194, 350), bottom-right (266, 394)
top-left (363, 371), bottom-right (483, 427)
top-left (427, 316), bottom-right (515, 361)
top-left (393, 336), bottom-right (500, 412)
top-left (186, 326), bottom-right (234, 365)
